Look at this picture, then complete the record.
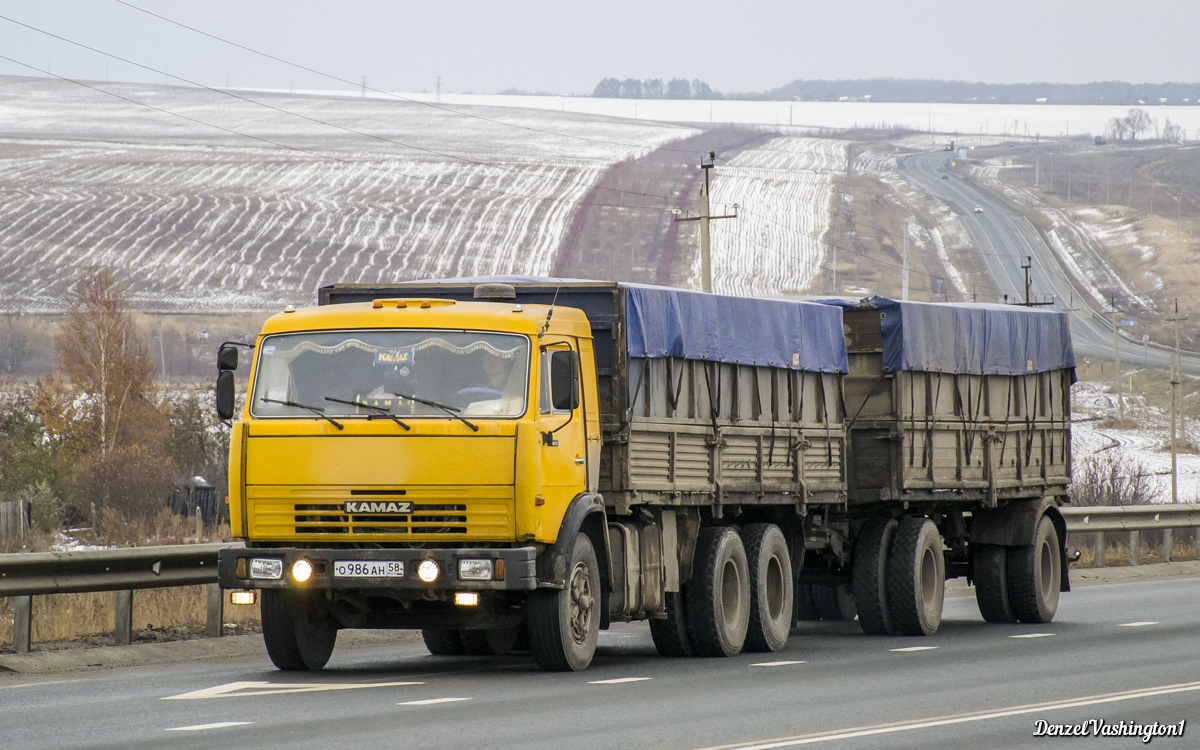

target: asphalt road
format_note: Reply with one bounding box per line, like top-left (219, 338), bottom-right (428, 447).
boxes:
top-left (898, 148), bottom-right (1200, 377)
top-left (2, 574), bottom-right (1198, 750)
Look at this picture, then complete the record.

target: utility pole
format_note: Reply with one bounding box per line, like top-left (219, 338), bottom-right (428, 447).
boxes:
top-left (1169, 300), bottom-right (1187, 504)
top-left (673, 152), bottom-right (738, 293)
top-left (902, 222), bottom-right (910, 301)
top-left (436, 76), bottom-right (442, 103)
top-left (1110, 295), bottom-right (1124, 421)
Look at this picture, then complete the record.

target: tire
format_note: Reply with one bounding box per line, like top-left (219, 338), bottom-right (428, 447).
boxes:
top-left (740, 524), bottom-right (793, 652)
top-left (813, 583), bottom-right (857, 622)
top-left (973, 544), bottom-right (1017, 623)
top-left (1007, 515), bottom-right (1061, 624)
top-left (853, 518), bottom-right (897, 635)
top-left (528, 533), bottom-right (601, 671)
top-left (422, 628), bottom-right (465, 656)
top-left (794, 582), bottom-right (820, 622)
top-left (260, 589), bottom-right (338, 670)
top-left (686, 527), bottom-right (751, 657)
top-left (649, 589), bottom-right (694, 657)
top-left (885, 516), bottom-right (945, 636)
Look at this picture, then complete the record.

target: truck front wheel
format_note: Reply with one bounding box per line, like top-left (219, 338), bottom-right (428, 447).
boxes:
top-left (261, 589), bottom-right (338, 670)
top-left (686, 526), bottom-right (751, 657)
top-left (528, 533), bottom-right (601, 671)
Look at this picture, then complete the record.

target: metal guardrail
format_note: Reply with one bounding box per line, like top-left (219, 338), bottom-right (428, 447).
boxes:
top-left (0, 543), bottom-right (239, 654)
top-left (1, 507), bottom-right (1198, 655)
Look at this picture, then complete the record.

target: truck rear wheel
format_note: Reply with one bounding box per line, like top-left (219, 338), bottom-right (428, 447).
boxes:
top-left (686, 526), bottom-right (751, 657)
top-left (421, 629), bottom-right (465, 656)
top-left (973, 544), bottom-right (1016, 623)
top-left (740, 524), bottom-right (793, 652)
top-left (261, 589), bottom-right (338, 670)
top-left (853, 518), bottom-right (897, 635)
top-left (528, 533), bottom-right (600, 671)
top-left (649, 589), bottom-right (694, 657)
top-left (885, 517), bottom-right (945, 636)
top-left (460, 626), bottom-right (521, 656)
top-left (1007, 515), bottom-right (1061, 623)
top-left (813, 583), bottom-right (856, 622)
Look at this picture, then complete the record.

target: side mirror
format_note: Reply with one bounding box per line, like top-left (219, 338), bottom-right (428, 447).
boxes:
top-left (217, 344), bottom-right (239, 372)
top-left (216, 370), bottom-right (236, 421)
top-left (550, 350), bottom-right (579, 411)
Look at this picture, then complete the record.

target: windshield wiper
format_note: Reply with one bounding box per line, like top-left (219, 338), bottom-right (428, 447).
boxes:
top-left (384, 391), bottom-right (478, 432)
top-left (259, 397), bottom-right (344, 430)
top-left (324, 396), bottom-right (411, 431)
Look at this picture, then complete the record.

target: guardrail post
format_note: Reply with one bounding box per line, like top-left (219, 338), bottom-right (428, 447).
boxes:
top-left (1093, 533), bottom-right (1106, 567)
top-left (1128, 530), bottom-right (1140, 566)
top-left (1163, 530), bottom-right (1174, 562)
top-left (13, 595), bottom-right (32, 654)
top-left (205, 583), bottom-right (224, 638)
top-left (114, 590), bottom-right (133, 646)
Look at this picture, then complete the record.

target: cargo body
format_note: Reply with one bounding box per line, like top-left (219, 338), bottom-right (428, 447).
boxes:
top-left (216, 280), bottom-right (1075, 671)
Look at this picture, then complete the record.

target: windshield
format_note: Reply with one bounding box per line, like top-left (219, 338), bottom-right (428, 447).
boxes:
top-left (250, 330), bottom-right (530, 419)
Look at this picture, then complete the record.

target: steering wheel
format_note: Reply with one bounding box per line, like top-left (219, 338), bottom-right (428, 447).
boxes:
top-left (456, 386), bottom-right (503, 402)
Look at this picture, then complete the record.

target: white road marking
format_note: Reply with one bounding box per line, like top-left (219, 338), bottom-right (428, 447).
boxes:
top-left (0, 680), bottom-right (70, 691)
top-left (164, 680), bottom-right (422, 700)
top-left (166, 721), bottom-right (252, 732)
top-left (693, 680), bottom-right (1200, 749)
top-left (588, 677), bottom-right (653, 684)
top-left (1119, 621), bottom-right (1159, 627)
top-left (751, 661), bottom-right (807, 667)
top-left (399, 697), bottom-right (472, 706)
top-left (888, 646), bottom-right (939, 652)
top-left (1009, 633), bottom-right (1055, 639)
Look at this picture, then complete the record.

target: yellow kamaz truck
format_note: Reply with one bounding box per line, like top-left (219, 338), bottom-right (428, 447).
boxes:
top-left (216, 280), bottom-right (1074, 671)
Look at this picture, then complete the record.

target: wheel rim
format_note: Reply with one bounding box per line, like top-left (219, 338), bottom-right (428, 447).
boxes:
top-left (919, 545), bottom-right (939, 615)
top-left (765, 555), bottom-right (784, 620)
top-left (721, 558), bottom-right (742, 622)
top-left (1037, 536), bottom-right (1055, 596)
top-left (568, 560), bottom-right (594, 645)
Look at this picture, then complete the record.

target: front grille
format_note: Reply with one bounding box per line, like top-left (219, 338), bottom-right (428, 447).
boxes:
top-left (294, 502), bottom-right (468, 535)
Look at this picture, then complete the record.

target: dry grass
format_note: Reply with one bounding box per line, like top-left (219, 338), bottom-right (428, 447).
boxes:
top-left (1067, 534), bottom-right (1197, 568)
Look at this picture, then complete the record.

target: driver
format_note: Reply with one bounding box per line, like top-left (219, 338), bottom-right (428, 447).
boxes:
top-left (481, 352), bottom-right (514, 393)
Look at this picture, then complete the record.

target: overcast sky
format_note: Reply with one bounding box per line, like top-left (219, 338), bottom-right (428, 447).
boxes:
top-left (1, 1), bottom-right (1198, 96)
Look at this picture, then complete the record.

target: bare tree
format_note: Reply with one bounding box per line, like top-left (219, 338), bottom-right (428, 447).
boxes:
top-left (1162, 116), bottom-right (1183, 142)
top-left (1125, 108), bottom-right (1153, 141)
top-left (1107, 116), bottom-right (1129, 141)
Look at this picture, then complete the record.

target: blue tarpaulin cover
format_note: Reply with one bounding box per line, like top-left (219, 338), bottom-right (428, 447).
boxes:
top-left (817, 296), bottom-right (1075, 376)
top-left (386, 277), bottom-right (848, 373)
top-left (622, 284), bottom-right (848, 373)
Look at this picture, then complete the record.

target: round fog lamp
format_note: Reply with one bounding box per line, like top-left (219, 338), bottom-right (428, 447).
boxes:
top-left (417, 559), bottom-right (440, 583)
top-left (291, 558), bottom-right (314, 583)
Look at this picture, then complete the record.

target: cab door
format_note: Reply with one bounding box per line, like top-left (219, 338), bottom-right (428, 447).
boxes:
top-left (537, 340), bottom-right (586, 508)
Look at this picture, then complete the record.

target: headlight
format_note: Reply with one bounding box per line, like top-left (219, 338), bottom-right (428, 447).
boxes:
top-left (250, 558), bottom-right (283, 580)
top-left (291, 558), bottom-right (314, 583)
top-left (458, 559), bottom-right (494, 581)
top-left (417, 559), bottom-right (440, 583)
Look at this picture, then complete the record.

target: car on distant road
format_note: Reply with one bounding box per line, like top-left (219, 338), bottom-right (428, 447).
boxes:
top-left (974, 205), bottom-right (984, 213)
top-left (942, 174), bottom-right (948, 179)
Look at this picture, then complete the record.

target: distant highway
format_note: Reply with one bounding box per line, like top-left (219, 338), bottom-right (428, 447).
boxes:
top-left (899, 149), bottom-right (1200, 377)
top-left (1, 577), bottom-right (1198, 749)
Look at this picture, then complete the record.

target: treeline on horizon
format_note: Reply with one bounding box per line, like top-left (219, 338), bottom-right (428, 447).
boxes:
top-left (590, 77), bottom-right (1200, 105)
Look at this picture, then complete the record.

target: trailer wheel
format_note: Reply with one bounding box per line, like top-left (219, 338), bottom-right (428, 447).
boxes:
top-left (261, 589), bottom-right (338, 670)
top-left (528, 533), bottom-right (600, 671)
top-left (740, 524), bottom-right (793, 652)
top-left (421, 629), bottom-right (465, 656)
top-left (649, 589), bottom-right (694, 657)
top-left (885, 517), bottom-right (945, 636)
top-left (813, 583), bottom-right (857, 622)
top-left (852, 518), bottom-right (898, 635)
top-left (1007, 515), bottom-right (1061, 623)
top-left (972, 544), bottom-right (1017, 623)
top-left (686, 527), bottom-right (751, 657)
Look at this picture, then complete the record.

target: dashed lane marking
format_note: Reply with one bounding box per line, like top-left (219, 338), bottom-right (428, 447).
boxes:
top-left (1119, 621), bottom-right (1159, 628)
top-left (588, 677), bottom-right (653, 684)
top-left (751, 661), bottom-right (807, 667)
top-left (1009, 633), bottom-right (1055, 639)
top-left (166, 722), bottom-right (252, 732)
top-left (164, 680), bottom-right (422, 700)
top-left (888, 646), bottom-right (939, 653)
top-left (399, 697), bottom-right (472, 706)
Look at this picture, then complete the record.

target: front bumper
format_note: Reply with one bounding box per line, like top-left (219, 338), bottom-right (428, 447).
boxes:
top-left (218, 546), bottom-right (538, 591)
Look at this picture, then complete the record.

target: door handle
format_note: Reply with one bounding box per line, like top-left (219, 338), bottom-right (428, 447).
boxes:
top-left (574, 458), bottom-right (585, 464)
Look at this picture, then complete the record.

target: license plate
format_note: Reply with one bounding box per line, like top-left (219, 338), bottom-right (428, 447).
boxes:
top-left (333, 560), bottom-right (404, 578)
